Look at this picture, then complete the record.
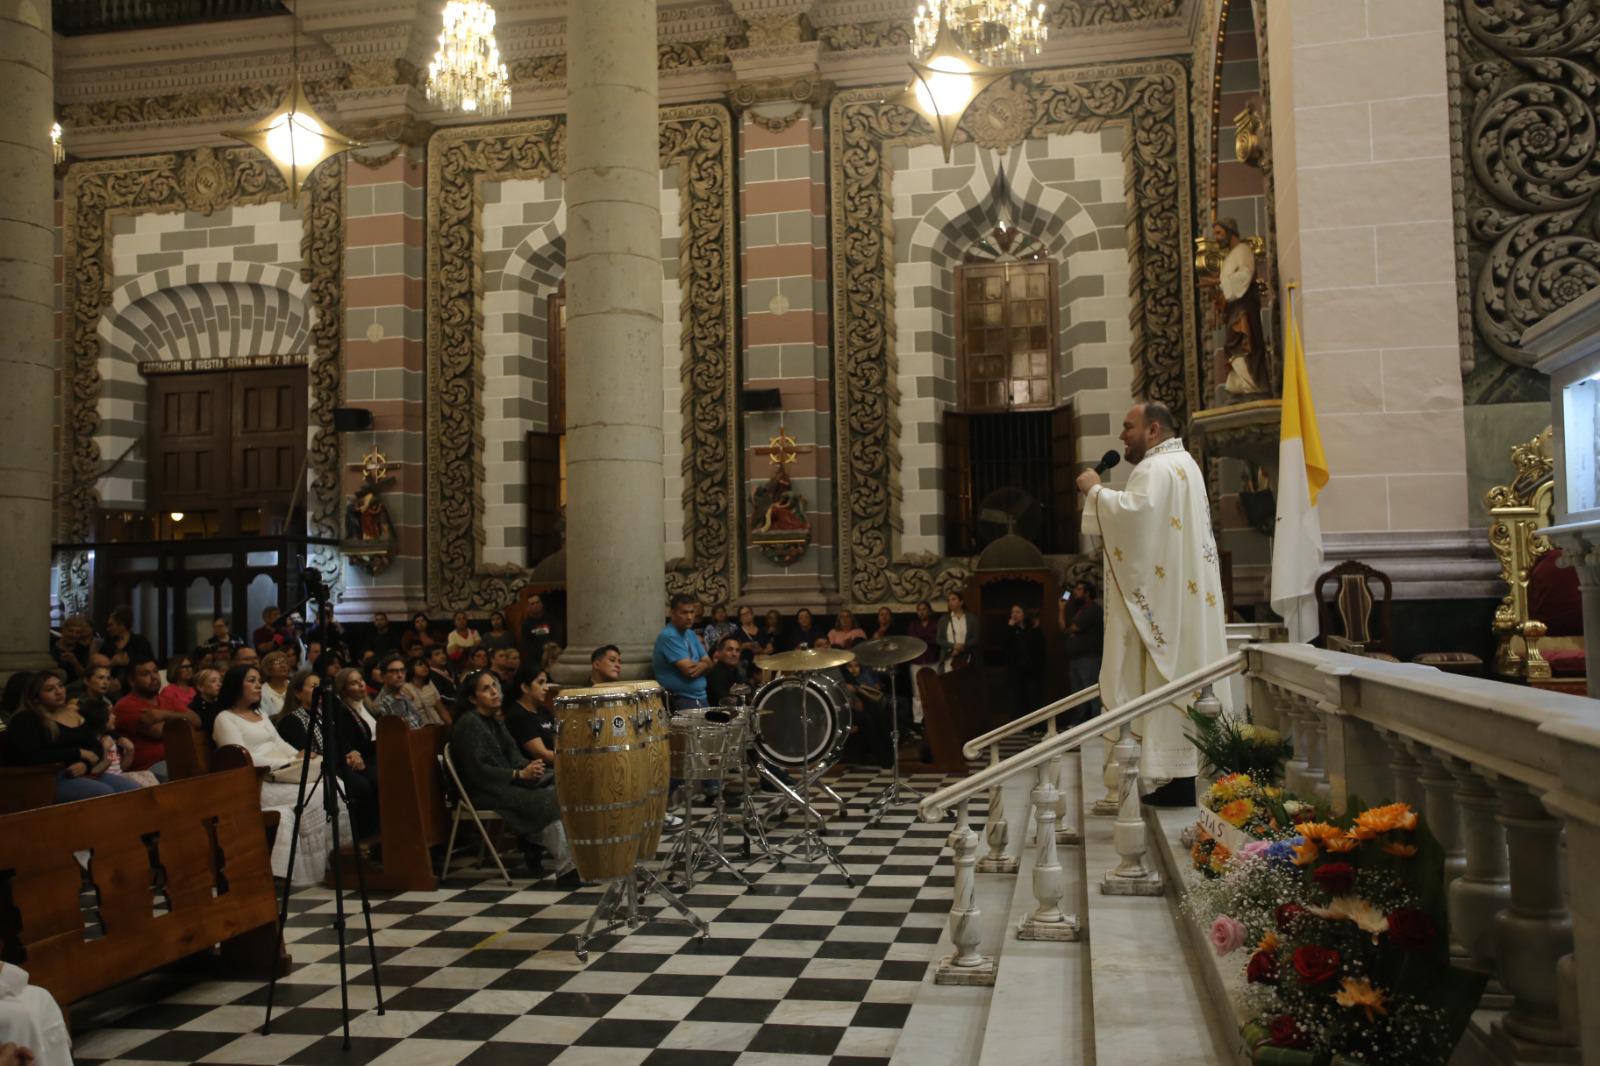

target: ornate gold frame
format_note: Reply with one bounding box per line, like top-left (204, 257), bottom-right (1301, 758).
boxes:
top-left (827, 61), bottom-right (1195, 604)
top-left (425, 104), bottom-right (738, 612)
top-left (59, 146), bottom-right (345, 547)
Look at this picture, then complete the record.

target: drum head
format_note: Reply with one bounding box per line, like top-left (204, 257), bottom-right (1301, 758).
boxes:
top-left (752, 674), bottom-right (850, 768)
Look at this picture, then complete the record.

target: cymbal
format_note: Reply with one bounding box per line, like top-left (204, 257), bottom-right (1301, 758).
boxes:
top-left (851, 635), bottom-right (928, 668)
top-left (755, 646), bottom-right (855, 672)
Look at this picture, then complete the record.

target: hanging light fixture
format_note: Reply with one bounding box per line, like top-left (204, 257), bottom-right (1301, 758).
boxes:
top-left (903, 11), bottom-right (1011, 163)
top-left (51, 121), bottom-right (64, 164)
top-left (426, 1), bottom-right (512, 117)
top-left (225, 25), bottom-right (359, 198)
top-left (913, 1), bottom-right (1048, 68)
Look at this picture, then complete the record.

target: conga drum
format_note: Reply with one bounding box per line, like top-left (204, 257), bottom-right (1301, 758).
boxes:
top-left (595, 681), bottom-right (670, 861)
top-left (552, 687), bottom-right (660, 881)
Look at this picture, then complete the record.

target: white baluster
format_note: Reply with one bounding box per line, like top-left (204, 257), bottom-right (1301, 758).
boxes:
top-left (1381, 731), bottom-right (1426, 812)
top-left (1490, 780), bottom-right (1578, 1056)
top-left (1100, 723), bottom-right (1163, 896)
top-left (1092, 731), bottom-right (1121, 816)
top-left (976, 744), bottom-right (1018, 874)
top-left (1019, 762), bottom-right (1079, 940)
top-left (1410, 745), bottom-right (1468, 960)
top-left (1447, 759), bottom-right (1512, 1009)
top-left (1304, 697), bottom-right (1331, 804)
top-left (1279, 687), bottom-right (1311, 797)
top-left (936, 797), bottom-right (997, 985)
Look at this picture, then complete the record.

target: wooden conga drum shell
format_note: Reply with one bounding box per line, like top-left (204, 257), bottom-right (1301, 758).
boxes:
top-left (553, 688), bottom-right (655, 882)
top-left (595, 681), bottom-right (670, 861)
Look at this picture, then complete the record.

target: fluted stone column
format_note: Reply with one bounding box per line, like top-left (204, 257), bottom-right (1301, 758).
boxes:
top-left (561, 0), bottom-right (666, 679)
top-left (0, 0), bottom-right (54, 680)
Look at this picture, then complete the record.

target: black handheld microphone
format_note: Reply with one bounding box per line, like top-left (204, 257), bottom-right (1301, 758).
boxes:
top-left (1094, 449), bottom-right (1121, 477)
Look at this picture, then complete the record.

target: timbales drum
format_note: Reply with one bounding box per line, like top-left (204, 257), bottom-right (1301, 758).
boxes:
top-left (750, 673), bottom-right (852, 772)
top-left (592, 681), bottom-right (671, 862)
top-left (552, 685), bottom-right (668, 881)
top-left (669, 707), bottom-right (748, 780)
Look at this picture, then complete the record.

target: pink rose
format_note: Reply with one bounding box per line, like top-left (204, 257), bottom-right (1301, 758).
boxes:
top-left (1238, 840), bottom-right (1272, 860)
top-left (1209, 914), bottom-right (1247, 956)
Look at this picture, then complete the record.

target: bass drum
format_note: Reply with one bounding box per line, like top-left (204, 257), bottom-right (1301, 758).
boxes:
top-left (751, 673), bottom-right (852, 772)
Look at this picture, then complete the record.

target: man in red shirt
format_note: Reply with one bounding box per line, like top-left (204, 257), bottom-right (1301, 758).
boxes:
top-left (113, 657), bottom-right (200, 782)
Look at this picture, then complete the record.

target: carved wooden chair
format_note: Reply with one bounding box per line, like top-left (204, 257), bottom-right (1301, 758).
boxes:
top-left (1315, 560), bottom-right (1394, 658)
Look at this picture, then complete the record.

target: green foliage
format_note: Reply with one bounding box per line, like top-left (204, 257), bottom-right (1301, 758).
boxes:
top-left (1187, 708), bottom-right (1293, 783)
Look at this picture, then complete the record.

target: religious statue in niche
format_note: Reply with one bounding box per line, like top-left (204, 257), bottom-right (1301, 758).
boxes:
top-left (750, 427), bottom-right (812, 565)
top-left (344, 445), bottom-right (396, 575)
top-left (1209, 217), bottom-right (1272, 402)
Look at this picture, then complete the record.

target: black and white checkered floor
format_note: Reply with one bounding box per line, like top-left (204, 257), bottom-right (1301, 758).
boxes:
top-left (70, 763), bottom-right (989, 1066)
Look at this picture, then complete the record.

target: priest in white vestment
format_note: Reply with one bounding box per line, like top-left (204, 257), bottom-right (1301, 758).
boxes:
top-left (1076, 401), bottom-right (1231, 800)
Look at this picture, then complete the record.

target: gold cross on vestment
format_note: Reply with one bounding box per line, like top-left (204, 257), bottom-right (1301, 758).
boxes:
top-left (1171, 516), bottom-right (1183, 530)
top-left (1154, 565), bottom-right (1165, 579)
top-left (754, 426), bottom-right (813, 469)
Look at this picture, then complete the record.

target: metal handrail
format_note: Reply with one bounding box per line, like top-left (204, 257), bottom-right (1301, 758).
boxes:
top-left (919, 650), bottom-right (1248, 821)
top-left (962, 684), bottom-right (1103, 761)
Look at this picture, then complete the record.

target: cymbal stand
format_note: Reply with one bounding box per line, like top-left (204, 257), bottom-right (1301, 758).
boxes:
top-left (662, 756), bottom-right (751, 891)
top-left (574, 862), bottom-right (709, 962)
top-left (864, 664), bottom-right (923, 827)
top-left (752, 674), bottom-right (854, 886)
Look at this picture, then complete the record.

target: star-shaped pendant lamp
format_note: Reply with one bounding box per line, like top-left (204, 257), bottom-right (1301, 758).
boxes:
top-left (226, 78), bottom-right (361, 198)
top-left (902, 11), bottom-right (1011, 163)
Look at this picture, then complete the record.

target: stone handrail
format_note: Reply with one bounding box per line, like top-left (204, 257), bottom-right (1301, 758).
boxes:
top-left (961, 684), bottom-right (1103, 761)
top-left (921, 650), bottom-right (1248, 822)
top-left (1244, 642), bottom-right (1600, 1062)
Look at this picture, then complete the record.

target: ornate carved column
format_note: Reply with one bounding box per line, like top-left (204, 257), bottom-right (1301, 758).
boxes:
top-left (0, 0), bottom-right (54, 678)
top-left (562, 0), bottom-right (667, 677)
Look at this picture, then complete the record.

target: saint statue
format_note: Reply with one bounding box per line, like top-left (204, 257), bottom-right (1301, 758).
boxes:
top-left (1210, 217), bottom-right (1271, 399)
top-left (752, 464), bottom-right (808, 533)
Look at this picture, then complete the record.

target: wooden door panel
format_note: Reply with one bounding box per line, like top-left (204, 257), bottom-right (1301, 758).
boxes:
top-left (526, 431), bottom-right (563, 566)
top-left (1049, 404), bottom-right (1078, 555)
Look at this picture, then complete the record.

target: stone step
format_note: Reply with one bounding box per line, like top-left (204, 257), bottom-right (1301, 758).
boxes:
top-left (975, 750), bottom-right (1093, 1066)
top-left (888, 768), bottom-right (1036, 1066)
top-left (1078, 739), bottom-right (1240, 1066)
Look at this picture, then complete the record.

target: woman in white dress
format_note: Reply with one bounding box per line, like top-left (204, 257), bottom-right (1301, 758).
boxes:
top-left (257, 650), bottom-right (292, 717)
top-left (211, 664), bottom-right (349, 886)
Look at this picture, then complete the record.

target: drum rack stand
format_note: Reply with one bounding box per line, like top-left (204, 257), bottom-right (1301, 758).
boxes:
top-left (574, 862), bottom-right (709, 962)
top-left (663, 784), bottom-right (753, 891)
top-left (862, 667), bottom-right (923, 827)
top-left (748, 674), bottom-right (855, 887)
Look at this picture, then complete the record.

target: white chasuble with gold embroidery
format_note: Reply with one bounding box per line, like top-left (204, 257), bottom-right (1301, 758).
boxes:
top-left (1081, 437), bottom-right (1231, 780)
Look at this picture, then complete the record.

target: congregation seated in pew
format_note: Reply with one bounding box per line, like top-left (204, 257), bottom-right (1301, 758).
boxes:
top-left (1, 670), bottom-right (147, 802)
top-left (211, 664), bottom-right (347, 886)
top-left (275, 667), bottom-right (381, 840)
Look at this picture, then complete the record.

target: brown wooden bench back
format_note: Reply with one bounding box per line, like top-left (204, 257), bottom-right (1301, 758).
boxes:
top-left (342, 719), bottom-right (450, 892)
top-left (0, 765), bottom-right (283, 1006)
top-left (162, 716), bottom-right (211, 780)
top-left (914, 666), bottom-right (979, 775)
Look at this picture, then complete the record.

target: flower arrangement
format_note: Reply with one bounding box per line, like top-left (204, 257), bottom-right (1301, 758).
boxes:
top-left (1187, 800), bottom-right (1485, 1065)
top-left (1196, 773), bottom-right (1315, 860)
top-left (1187, 709), bottom-right (1294, 783)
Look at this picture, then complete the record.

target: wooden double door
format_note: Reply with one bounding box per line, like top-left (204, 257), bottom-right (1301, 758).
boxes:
top-left (147, 365), bottom-right (307, 536)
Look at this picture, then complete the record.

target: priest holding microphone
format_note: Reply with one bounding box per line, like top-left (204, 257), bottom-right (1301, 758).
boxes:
top-left (1074, 400), bottom-right (1230, 806)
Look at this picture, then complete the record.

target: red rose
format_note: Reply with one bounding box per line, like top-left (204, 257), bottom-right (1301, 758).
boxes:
top-left (1386, 907), bottom-right (1436, 951)
top-left (1275, 903), bottom-right (1308, 932)
top-left (1268, 1014), bottom-right (1309, 1049)
top-left (1292, 945), bottom-right (1340, 985)
top-left (1246, 949), bottom-right (1278, 984)
top-left (1312, 861), bottom-right (1356, 895)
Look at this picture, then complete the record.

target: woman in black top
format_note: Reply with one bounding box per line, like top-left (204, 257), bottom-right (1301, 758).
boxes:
top-left (277, 667), bottom-right (381, 837)
top-left (790, 608), bottom-right (826, 650)
top-left (3, 672), bottom-right (141, 803)
top-left (762, 609), bottom-right (787, 653)
top-left (502, 663), bottom-right (556, 766)
top-left (450, 670), bottom-right (560, 876)
top-left (733, 606), bottom-right (766, 669)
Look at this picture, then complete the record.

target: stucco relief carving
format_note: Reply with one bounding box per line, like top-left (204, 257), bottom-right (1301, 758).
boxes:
top-left (425, 105), bottom-right (738, 612)
top-left (1049, 0), bottom-right (1185, 29)
top-left (828, 61), bottom-right (1195, 604)
top-left (59, 147), bottom-right (344, 551)
top-left (1449, 0), bottom-right (1600, 400)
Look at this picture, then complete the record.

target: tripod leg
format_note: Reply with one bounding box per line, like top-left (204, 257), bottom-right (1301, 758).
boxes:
top-left (635, 864), bottom-right (709, 938)
top-left (336, 774), bottom-right (386, 1015)
top-left (576, 880), bottom-right (621, 962)
top-left (261, 701), bottom-right (318, 1036)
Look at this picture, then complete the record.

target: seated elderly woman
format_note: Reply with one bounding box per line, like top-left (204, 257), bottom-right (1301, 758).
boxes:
top-left (449, 669), bottom-right (568, 879)
top-left (211, 664), bottom-right (349, 887)
top-left (2, 671), bottom-right (144, 802)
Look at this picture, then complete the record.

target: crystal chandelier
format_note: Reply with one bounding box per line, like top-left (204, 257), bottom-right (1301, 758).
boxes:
top-left (912, 0), bottom-right (1048, 67)
top-left (426, 1), bottom-right (512, 116)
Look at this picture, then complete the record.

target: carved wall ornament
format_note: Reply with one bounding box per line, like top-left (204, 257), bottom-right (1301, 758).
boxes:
top-left (1049, 0), bottom-right (1185, 30)
top-left (1449, 0), bottom-right (1600, 399)
top-left (817, 20), bottom-right (912, 52)
top-left (728, 76), bottom-right (832, 132)
top-left (1233, 99), bottom-right (1266, 170)
top-left (60, 147), bottom-right (345, 557)
top-left (425, 105), bottom-right (738, 612)
top-left (509, 54), bottom-right (567, 83)
top-left (59, 76), bottom-right (347, 130)
top-left (744, 12), bottom-right (813, 48)
top-left (828, 61), bottom-right (1196, 604)
top-left (964, 77), bottom-right (1039, 151)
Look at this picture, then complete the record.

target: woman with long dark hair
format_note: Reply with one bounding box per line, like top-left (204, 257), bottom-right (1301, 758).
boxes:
top-left (450, 670), bottom-right (564, 877)
top-left (213, 665), bottom-right (344, 886)
top-left (276, 667), bottom-right (381, 839)
top-left (1, 671), bottom-right (142, 803)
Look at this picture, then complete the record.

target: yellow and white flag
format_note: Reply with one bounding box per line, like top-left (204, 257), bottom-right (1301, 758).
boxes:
top-left (1270, 285), bottom-right (1328, 643)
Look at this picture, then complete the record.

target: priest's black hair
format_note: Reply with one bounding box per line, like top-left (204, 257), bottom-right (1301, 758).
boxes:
top-left (1142, 400), bottom-right (1180, 436)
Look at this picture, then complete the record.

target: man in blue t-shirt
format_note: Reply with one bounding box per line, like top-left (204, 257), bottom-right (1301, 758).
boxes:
top-left (652, 593), bottom-right (711, 709)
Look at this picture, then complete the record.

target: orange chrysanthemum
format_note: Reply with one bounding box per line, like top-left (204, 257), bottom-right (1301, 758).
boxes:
top-left (1334, 977), bottom-right (1388, 1022)
top-left (1381, 842), bottom-right (1418, 858)
top-left (1297, 822), bottom-right (1344, 843)
top-left (1323, 835), bottom-right (1360, 853)
top-left (1291, 839), bottom-right (1320, 866)
top-left (1218, 798), bottom-right (1255, 827)
top-left (1354, 803), bottom-right (1418, 836)
top-left (1258, 931), bottom-right (1279, 953)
